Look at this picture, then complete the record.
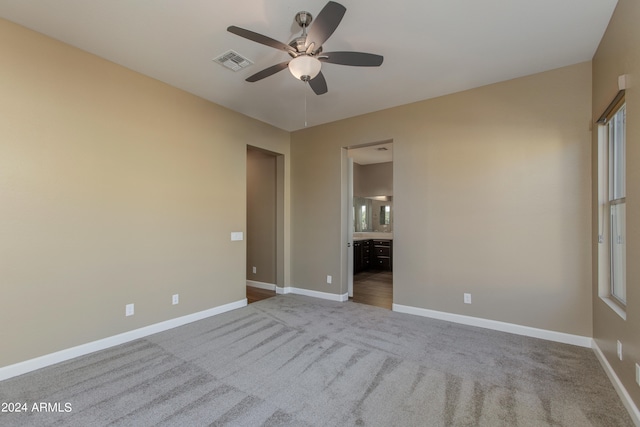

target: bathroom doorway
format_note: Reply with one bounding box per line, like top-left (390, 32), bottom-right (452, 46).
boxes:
top-left (344, 141), bottom-right (393, 309)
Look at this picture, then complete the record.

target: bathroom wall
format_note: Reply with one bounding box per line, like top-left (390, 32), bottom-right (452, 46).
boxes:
top-left (353, 162), bottom-right (393, 197)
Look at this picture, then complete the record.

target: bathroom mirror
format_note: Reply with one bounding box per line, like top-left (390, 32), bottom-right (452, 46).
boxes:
top-left (353, 197), bottom-right (372, 232)
top-left (353, 197), bottom-right (392, 232)
top-left (380, 205), bottom-right (391, 225)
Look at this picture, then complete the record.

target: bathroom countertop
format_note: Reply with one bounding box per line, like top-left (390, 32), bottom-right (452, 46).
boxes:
top-left (353, 232), bottom-right (393, 241)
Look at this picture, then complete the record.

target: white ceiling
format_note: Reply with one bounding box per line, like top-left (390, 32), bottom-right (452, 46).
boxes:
top-left (0, 0), bottom-right (617, 132)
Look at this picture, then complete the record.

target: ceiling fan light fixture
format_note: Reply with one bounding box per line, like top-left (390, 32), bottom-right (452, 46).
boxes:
top-left (228, 1), bottom-right (382, 96)
top-left (288, 55), bottom-right (321, 81)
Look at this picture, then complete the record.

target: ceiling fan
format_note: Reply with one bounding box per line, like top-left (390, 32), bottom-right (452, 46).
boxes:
top-left (227, 1), bottom-right (383, 95)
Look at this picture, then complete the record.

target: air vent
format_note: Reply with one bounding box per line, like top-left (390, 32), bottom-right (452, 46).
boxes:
top-left (213, 50), bottom-right (253, 71)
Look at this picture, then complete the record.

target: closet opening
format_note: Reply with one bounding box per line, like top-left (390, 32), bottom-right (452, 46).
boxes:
top-left (246, 146), bottom-right (284, 304)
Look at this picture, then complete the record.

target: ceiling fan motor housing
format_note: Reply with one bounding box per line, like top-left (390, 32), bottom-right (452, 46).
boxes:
top-left (289, 37), bottom-right (322, 57)
top-left (291, 11), bottom-right (320, 57)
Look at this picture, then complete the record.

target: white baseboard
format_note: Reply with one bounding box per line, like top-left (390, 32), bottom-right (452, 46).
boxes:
top-left (246, 280), bottom-right (276, 291)
top-left (276, 286), bottom-right (348, 302)
top-left (0, 299), bottom-right (248, 382)
top-left (592, 341), bottom-right (640, 426)
top-left (392, 303), bottom-right (592, 348)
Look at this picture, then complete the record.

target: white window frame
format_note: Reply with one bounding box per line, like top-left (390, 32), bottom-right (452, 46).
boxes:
top-left (598, 96), bottom-right (626, 318)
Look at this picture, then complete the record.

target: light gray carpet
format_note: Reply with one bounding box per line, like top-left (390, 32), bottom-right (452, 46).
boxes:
top-left (0, 295), bottom-right (634, 426)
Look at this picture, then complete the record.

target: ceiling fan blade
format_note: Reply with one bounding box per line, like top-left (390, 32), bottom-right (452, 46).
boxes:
top-left (309, 71), bottom-right (328, 95)
top-left (320, 52), bottom-right (384, 67)
top-left (305, 1), bottom-right (346, 49)
top-left (227, 26), bottom-right (295, 55)
top-left (246, 62), bottom-right (290, 82)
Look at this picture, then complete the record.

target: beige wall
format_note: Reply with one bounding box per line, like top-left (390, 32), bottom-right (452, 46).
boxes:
top-left (0, 19), bottom-right (290, 367)
top-left (292, 62), bottom-right (593, 336)
top-left (2, 9), bottom-right (625, 389)
top-left (247, 147), bottom-right (277, 284)
top-left (592, 0), bottom-right (640, 408)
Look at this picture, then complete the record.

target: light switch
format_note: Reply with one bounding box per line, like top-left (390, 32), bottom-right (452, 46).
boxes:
top-left (617, 340), bottom-right (623, 361)
top-left (231, 232), bottom-right (244, 241)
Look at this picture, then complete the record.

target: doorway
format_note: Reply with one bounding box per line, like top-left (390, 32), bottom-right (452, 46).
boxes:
top-left (246, 146), bottom-right (284, 303)
top-left (345, 141), bottom-right (393, 309)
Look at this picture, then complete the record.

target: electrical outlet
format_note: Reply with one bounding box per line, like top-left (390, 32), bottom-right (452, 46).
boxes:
top-left (617, 340), bottom-right (623, 361)
top-left (464, 293), bottom-right (472, 304)
top-left (252, 266), bottom-right (257, 274)
top-left (636, 363), bottom-right (640, 386)
top-left (326, 275), bottom-right (332, 284)
top-left (172, 294), bottom-right (179, 305)
top-left (125, 303), bottom-right (134, 316)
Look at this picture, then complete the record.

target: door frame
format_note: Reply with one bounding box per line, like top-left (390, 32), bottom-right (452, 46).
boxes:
top-left (246, 145), bottom-right (285, 292)
top-left (341, 140), bottom-right (394, 300)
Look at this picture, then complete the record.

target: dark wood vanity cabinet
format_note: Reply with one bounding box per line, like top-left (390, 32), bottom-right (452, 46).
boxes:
top-left (373, 239), bottom-right (392, 271)
top-left (362, 240), bottom-right (372, 270)
top-left (353, 241), bottom-right (362, 273)
top-left (353, 240), bottom-right (372, 273)
top-left (353, 239), bottom-right (391, 273)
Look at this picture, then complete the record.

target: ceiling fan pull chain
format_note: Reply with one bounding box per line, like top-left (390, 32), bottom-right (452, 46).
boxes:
top-left (304, 83), bottom-right (308, 127)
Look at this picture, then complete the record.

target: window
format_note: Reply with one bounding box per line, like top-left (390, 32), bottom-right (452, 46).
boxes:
top-left (380, 205), bottom-right (391, 225)
top-left (353, 197), bottom-right (373, 232)
top-left (360, 205), bottom-right (367, 231)
top-left (598, 96), bottom-right (626, 313)
top-left (608, 104), bottom-right (626, 304)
